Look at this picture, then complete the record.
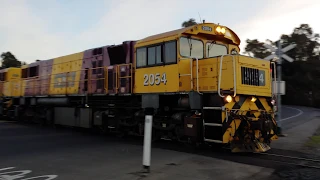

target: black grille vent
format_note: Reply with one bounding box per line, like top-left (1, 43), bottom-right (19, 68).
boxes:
top-left (241, 67), bottom-right (262, 86)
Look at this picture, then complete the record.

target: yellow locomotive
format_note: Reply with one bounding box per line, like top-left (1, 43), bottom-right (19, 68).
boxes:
top-left (134, 22), bottom-right (278, 152)
top-left (0, 22), bottom-right (278, 152)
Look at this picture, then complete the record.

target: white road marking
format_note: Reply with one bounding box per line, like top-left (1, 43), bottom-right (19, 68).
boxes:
top-left (0, 167), bottom-right (15, 171)
top-left (279, 106), bottom-right (304, 122)
top-left (0, 167), bottom-right (57, 180)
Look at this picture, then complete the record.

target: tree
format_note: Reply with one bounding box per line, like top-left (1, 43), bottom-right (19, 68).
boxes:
top-left (244, 24), bottom-right (319, 61)
top-left (244, 39), bottom-right (272, 59)
top-left (182, 18), bottom-right (197, 27)
top-left (280, 24), bottom-right (319, 62)
top-left (0, 52), bottom-right (22, 68)
top-left (243, 24), bottom-right (320, 107)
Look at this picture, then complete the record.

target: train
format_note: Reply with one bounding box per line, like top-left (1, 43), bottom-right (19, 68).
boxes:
top-left (0, 22), bottom-right (279, 153)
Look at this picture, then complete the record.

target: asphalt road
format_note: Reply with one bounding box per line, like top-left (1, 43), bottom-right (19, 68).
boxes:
top-left (0, 121), bottom-right (276, 180)
top-left (0, 105), bottom-right (314, 180)
top-left (0, 122), bottom-right (149, 180)
top-left (279, 105), bottom-right (320, 130)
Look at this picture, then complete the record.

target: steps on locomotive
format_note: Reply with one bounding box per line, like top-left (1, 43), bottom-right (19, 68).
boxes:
top-left (202, 95), bottom-right (224, 143)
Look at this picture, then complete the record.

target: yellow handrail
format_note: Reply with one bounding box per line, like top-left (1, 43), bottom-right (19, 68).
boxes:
top-left (4, 63), bottom-right (133, 97)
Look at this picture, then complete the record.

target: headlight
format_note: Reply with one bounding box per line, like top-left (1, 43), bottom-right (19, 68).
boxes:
top-left (271, 99), bottom-right (276, 105)
top-left (225, 95), bottom-right (232, 103)
top-left (221, 27), bottom-right (226, 34)
top-left (215, 26), bottom-right (226, 35)
top-left (216, 26), bottom-right (221, 33)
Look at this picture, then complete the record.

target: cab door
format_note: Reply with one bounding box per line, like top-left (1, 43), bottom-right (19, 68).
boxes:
top-left (134, 40), bottom-right (179, 94)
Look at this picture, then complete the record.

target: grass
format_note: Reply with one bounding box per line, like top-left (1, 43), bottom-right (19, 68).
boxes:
top-left (305, 135), bottom-right (320, 148)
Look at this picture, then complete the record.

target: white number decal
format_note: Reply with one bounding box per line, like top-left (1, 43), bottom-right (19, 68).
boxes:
top-left (259, 73), bottom-right (264, 83)
top-left (143, 73), bottom-right (167, 86)
top-left (149, 74), bottom-right (155, 85)
top-left (143, 74), bottom-right (149, 86)
top-left (161, 73), bottom-right (167, 84)
top-left (155, 73), bottom-right (161, 85)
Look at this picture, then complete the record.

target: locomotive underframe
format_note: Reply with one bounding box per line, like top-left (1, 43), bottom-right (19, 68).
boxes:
top-left (1, 91), bottom-right (277, 152)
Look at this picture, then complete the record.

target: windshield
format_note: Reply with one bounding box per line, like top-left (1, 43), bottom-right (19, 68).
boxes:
top-left (206, 43), bottom-right (228, 57)
top-left (179, 37), bottom-right (204, 59)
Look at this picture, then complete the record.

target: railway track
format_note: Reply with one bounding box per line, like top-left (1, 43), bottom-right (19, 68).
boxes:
top-left (253, 151), bottom-right (320, 169)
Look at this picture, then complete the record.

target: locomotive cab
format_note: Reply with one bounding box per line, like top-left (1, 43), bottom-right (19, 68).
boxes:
top-left (134, 22), bottom-right (278, 152)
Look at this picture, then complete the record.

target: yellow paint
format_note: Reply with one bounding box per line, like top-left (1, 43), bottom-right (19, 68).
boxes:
top-left (134, 64), bottom-right (179, 93)
top-left (21, 76), bottom-right (26, 96)
top-left (49, 52), bottom-right (83, 95)
top-left (135, 23), bottom-right (240, 48)
top-left (178, 58), bottom-right (193, 92)
top-left (236, 56), bottom-right (272, 96)
top-left (1, 68), bottom-right (22, 97)
top-left (222, 95), bottom-right (277, 144)
top-left (181, 55), bottom-right (272, 96)
top-left (134, 22), bottom-right (243, 94)
top-left (133, 22), bottom-right (271, 97)
top-left (223, 119), bottom-right (241, 143)
top-left (259, 97), bottom-right (272, 112)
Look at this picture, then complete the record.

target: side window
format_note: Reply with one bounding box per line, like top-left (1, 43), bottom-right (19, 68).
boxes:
top-left (136, 41), bottom-right (176, 68)
top-left (164, 41), bottom-right (176, 64)
top-left (136, 48), bottom-right (147, 67)
top-left (29, 66), bottom-right (39, 77)
top-left (147, 47), bottom-right (156, 65)
top-left (22, 68), bottom-right (28, 78)
top-left (0, 73), bottom-right (4, 81)
top-left (147, 45), bottom-right (162, 66)
top-left (156, 46), bottom-right (162, 64)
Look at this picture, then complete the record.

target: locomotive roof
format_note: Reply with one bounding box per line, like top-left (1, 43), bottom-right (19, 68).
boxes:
top-left (136, 22), bottom-right (241, 46)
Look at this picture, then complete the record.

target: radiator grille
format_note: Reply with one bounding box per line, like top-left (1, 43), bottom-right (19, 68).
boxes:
top-left (241, 67), bottom-right (265, 86)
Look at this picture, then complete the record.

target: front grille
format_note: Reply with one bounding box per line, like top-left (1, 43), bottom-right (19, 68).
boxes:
top-left (241, 67), bottom-right (265, 86)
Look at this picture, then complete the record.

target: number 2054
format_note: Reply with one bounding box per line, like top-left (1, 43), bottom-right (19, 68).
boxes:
top-left (143, 73), bottom-right (167, 86)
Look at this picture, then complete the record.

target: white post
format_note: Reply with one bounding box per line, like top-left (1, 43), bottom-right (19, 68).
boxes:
top-left (142, 108), bottom-right (153, 172)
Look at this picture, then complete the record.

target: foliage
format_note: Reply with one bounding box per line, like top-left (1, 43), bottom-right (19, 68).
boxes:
top-left (0, 52), bottom-right (26, 69)
top-left (244, 24), bottom-right (320, 107)
top-left (181, 18), bottom-right (197, 27)
top-left (244, 39), bottom-right (272, 59)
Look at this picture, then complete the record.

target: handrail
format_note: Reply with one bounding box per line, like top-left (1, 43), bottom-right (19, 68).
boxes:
top-left (104, 66), bottom-right (108, 93)
top-left (195, 57), bottom-right (202, 95)
top-left (190, 58), bottom-right (193, 90)
top-left (271, 61), bottom-right (277, 96)
top-left (88, 68), bottom-right (92, 94)
top-left (116, 63), bottom-right (133, 93)
top-left (116, 65), bottom-right (119, 93)
top-left (8, 63), bottom-right (134, 96)
top-left (218, 55), bottom-right (236, 98)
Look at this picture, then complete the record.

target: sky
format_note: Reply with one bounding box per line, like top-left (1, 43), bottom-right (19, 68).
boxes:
top-left (0, 0), bottom-right (319, 63)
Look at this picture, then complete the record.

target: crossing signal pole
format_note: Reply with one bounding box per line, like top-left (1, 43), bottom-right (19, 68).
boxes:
top-left (264, 40), bottom-right (296, 136)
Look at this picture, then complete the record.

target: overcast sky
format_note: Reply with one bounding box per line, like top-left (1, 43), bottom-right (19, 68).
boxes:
top-left (0, 0), bottom-right (319, 63)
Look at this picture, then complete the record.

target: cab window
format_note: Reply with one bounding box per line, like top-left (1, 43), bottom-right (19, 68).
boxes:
top-left (206, 43), bottom-right (228, 57)
top-left (164, 41), bottom-right (176, 64)
top-left (136, 41), bottom-right (176, 68)
top-left (179, 37), bottom-right (203, 59)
